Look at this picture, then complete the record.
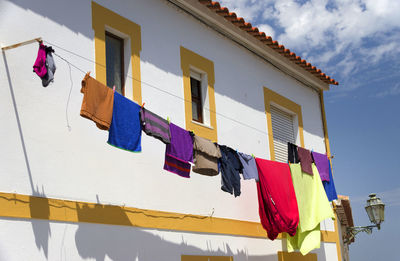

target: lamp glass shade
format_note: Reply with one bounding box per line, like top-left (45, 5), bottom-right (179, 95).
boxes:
top-left (365, 193), bottom-right (385, 225)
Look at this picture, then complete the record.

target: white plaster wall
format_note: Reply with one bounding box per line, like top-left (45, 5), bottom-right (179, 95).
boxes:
top-left (0, 0), bottom-right (336, 259)
top-left (0, 218), bottom-right (283, 261)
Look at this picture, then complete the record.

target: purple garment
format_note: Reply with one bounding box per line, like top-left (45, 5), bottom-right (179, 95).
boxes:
top-left (33, 43), bottom-right (47, 78)
top-left (312, 151), bottom-right (330, 182)
top-left (163, 123), bottom-right (193, 178)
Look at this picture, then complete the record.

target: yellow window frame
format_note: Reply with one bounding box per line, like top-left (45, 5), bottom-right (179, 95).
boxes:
top-left (180, 46), bottom-right (218, 142)
top-left (263, 87), bottom-right (305, 161)
top-left (91, 1), bottom-right (142, 103)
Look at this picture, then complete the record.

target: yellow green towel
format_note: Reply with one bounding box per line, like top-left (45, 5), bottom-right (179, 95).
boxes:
top-left (287, 163), bottom-right (334, 255)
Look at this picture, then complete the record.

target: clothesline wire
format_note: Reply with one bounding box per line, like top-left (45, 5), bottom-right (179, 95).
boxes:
top-left (53, 52), bottom-right (75, 131)
top-left (43, 40), bottom-right (285, 139)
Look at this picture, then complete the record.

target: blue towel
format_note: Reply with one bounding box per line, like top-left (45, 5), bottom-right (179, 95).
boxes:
top-left (323, 161), bottom-right (338, 201)
top-left (108, 92), bottom-right (142, 152)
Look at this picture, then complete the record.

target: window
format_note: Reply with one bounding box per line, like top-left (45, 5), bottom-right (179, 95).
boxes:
top-left (105, 32), bottom-right (124, 95)
top-left (190, 71), bottom-right (203, 123)
top-left (92, 2), bottom-right (142, 103)
top-left (180, 46), bottom-right (218, 142)
top-left (263, 87), bottom-right (304, 161)
top-left (270, 105), bottom-right (295, 163)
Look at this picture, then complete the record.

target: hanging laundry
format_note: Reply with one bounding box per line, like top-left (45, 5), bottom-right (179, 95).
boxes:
top-left (298, 147), bottom-right (313, 175)
top-left (323, 161), bottom-right (338, 201)
top-left (140, 107), bottom-right (170, 144)
top-left (218, 145), bottom-right (243, 197)
top-left (192, 135), bottom-right (221, 176)
top-left (255, 158), bottom-right (299, 240)
top-left (33, 43), bottom-right (57, 87)
top-left (107, 92), bottom-right (142, 152)
top-left (33, 43), bottom-right (47, 78)
top-left (311, 151), bottom-right (330, 182)
top-left (287, 163), bottom-right (334, 255)
top-left (237, 152), bottom-right (258, 181)
top-left (41, 46), bottom-right (56, 87)
top-left (288, 142), bottom-right (300, 163)
top-left (164, 123), bottom-right (193, 178)
top-left (80, 73), bottom-right (114, 130)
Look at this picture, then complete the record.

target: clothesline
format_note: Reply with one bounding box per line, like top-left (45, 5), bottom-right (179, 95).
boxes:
top-left (31, 38), bottom-right (339, 255)
top-left (44, 40), bottom-right (284, 139)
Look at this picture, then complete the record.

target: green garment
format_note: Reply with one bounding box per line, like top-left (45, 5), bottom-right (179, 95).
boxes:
top-left (287, 163), bottom-right (335, 255)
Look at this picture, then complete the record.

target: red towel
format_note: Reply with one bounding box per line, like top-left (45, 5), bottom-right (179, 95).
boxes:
top-left (256, 158), bottom-right (299, 240)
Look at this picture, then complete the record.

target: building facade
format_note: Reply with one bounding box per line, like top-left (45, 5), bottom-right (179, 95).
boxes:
top-left (0, 0), bottom-right (345, 260)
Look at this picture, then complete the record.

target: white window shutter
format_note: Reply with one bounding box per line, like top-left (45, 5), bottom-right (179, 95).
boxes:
top-left (270, 106), bottom-right (295, 163)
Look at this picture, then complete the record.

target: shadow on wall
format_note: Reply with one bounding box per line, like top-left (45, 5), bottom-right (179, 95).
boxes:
top-left (8, 0), bottom-right (326, 142)
top-left (30, 187), bottom-right (51, 259)
top-left (11, 192), bottom-right (281, 260)
top-left (74, 203), bottom-right (278, 261)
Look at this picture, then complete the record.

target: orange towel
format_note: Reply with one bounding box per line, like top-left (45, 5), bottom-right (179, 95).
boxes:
top-left (80, 73), bottom-right (114, 130)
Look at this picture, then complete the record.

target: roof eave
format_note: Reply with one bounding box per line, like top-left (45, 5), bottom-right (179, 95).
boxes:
top-left (167, 0), bottom-right (333, 91)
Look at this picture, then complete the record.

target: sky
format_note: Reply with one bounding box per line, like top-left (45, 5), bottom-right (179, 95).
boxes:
top-left (217, 0), bottom-right (400, 260)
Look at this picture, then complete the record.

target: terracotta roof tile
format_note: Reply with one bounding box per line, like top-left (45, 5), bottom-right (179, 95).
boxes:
top-left (198, 0), bottom-right (338, 85)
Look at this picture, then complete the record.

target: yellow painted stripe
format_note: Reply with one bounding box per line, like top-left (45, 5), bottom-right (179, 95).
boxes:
top-left (278, 251), bottom-right (317, 261)
top-left (0, 192), bottom-right (336, 242)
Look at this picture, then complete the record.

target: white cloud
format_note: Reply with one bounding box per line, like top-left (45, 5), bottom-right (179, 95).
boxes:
top-left (218, 0), bottom-right (400, 87)
top-left (360, 41), bottom-right (400, 64)
top-left (375, 83), bottom-right (400, 98)
top-left (256, 24), bottom-right (275, 38)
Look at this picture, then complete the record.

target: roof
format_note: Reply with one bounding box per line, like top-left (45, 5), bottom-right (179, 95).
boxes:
top-left (198, 0), bottom-right (339, 85)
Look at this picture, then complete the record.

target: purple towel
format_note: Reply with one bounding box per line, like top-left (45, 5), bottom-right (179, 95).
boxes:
top-left (312, 151), bottom-right (330, 182)
top-left (163, 123), bottom-right (193, 178)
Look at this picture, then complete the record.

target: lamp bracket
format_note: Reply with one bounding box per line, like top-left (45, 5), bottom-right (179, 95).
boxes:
top-left (344, 225), bottom-right (379, 244)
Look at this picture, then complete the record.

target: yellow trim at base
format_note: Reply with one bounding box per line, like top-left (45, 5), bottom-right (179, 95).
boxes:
top-left (0, 192), bottom-right (339, 243)
top-left (278, 251), bottom-right (317, 261)
top-left (92, 1), bottom-right (142, 103)
top-left (263, 87), bottom-right (305, 161)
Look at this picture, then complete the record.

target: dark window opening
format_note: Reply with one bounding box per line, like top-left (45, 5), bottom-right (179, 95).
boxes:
top-left (105, 32), bottom-right (124, 95)
top-left (190, 76), bottom-right (203, 123)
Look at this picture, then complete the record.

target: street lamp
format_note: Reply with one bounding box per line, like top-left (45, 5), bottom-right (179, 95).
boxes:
top-left (344, 193), bottom-right (385, 243)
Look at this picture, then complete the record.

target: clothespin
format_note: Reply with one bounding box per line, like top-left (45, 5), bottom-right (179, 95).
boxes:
top-left (113, 85), bottom-right (116, 93)
top-left (251, 153), bottom-right (255, 158)
top-left (141, 102), bottom-right (145, 109)
top-left (167, 116), bottom-right (170, 124)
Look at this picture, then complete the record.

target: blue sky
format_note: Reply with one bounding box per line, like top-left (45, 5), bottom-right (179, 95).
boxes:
top-left (218, 0), bottom-right (400, 259)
